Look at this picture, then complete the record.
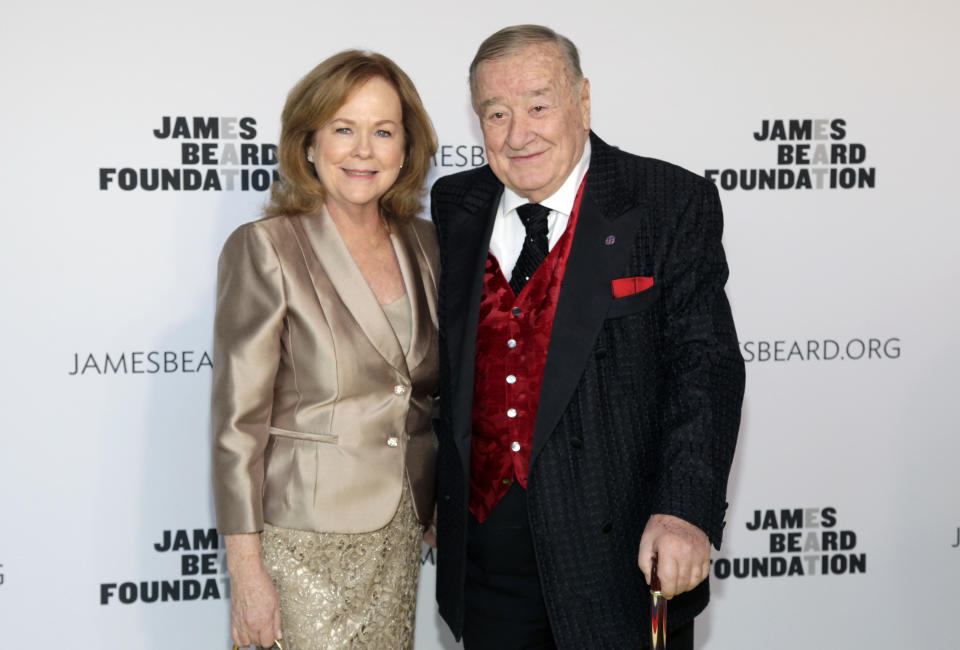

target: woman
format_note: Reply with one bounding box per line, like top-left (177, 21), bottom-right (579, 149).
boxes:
top-left (211, 50), bottom-right (439, 649)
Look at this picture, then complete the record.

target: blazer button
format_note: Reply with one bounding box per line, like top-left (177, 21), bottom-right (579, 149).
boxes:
top-left (602, 522), bottom-right (613, 534)
top-left (387, 437), bottom-right (399, 447)
top-left (570, 438), bottom-right (583, 449)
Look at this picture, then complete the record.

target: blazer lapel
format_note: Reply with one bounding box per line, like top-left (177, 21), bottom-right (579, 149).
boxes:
top-left (530, 136), bottom-right (646, 467)
top-left (444, 171), bottom-right (503, 471)
top-left (391, 220), bottom-right (435, 372)
top-left (292, 208), bottom-right (408, 375)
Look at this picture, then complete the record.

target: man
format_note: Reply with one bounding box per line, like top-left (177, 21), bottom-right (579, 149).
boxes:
top-left (430, 24), bottom-right (744, 649)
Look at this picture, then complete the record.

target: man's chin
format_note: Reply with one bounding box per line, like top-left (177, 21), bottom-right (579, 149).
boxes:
top-left (502, 176), bottom-right (552, 200)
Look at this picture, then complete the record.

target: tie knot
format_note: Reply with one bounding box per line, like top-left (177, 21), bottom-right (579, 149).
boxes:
top-left (516, 203), bottom-right (550, 235)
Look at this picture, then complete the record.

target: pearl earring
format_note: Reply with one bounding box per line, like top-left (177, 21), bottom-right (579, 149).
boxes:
top-left (307, 153), bottom-right (314, 163)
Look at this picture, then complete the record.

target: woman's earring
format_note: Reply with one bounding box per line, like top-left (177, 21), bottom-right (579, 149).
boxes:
top-left (307, 153), bottom-right (314, 163)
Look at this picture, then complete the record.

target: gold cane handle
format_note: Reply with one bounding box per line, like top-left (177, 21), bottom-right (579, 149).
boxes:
top-left (650, 554), bottom-right (667, 649)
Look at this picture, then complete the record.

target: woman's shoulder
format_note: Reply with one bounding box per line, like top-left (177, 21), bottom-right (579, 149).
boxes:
top-left (403, 216), bottom-right (438, 264)
top-left (246, 213), bottom-right (294, 237)
top-left (219, 214), bottom-right (294, 266)
top-left (227, 213), bottom-right (297, 244)
top-left (407, 217), bottom-right (437, 248)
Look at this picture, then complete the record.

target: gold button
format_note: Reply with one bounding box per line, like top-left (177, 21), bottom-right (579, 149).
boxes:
top-left (387, 437), bottom-right (399, 447)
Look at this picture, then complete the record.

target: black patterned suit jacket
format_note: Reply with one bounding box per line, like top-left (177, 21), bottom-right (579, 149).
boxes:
top-left (430, 132), bottom-right (745, 648)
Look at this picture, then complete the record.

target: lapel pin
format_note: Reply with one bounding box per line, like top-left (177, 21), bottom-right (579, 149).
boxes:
top-left (604, 235), bottom-right (616, 245)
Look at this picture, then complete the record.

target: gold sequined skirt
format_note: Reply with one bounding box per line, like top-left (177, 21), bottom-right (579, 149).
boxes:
top-left (261, 481), bottom-right (423, 650)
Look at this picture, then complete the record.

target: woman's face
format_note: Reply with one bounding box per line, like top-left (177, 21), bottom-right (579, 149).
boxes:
top-left (308, 76), bottom-right (405, 216)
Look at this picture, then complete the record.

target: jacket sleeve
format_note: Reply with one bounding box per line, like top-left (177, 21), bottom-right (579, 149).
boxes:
top-left (652, 179), bottom-right (745, 549)
top-left (210, 222), bottom-right (286, 534)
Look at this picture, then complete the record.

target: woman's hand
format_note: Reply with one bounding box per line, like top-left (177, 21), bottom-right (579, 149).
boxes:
top-left (225, 534), bottom-right (283, 648)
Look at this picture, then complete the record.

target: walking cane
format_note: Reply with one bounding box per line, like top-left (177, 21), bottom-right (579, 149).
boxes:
top-left (650, 554), bottom-right (666, 649)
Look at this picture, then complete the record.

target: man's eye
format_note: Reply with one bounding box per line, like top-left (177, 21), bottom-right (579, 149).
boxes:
top-left (532, 105), bottom-right (545, 113)
top-left (489, 111), bottom-right (505, 120)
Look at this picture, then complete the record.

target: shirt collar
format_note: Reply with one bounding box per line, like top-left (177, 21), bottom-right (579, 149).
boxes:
top-left (502, 138), bottom-right (592, 217)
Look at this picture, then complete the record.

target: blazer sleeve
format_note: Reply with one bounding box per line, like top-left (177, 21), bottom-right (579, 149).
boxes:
top-left (652, 179), bottom-right (745, 549)
top-left (210, 222), bottom-right (286, 534)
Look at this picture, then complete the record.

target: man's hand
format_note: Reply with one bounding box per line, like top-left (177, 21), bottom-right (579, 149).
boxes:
top-left (424, 504), bottom-right (438, 549)
top-left (638, 514), bottom-right (711, 599)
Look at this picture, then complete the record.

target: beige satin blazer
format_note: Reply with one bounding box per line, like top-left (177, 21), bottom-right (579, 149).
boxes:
top-left (211, 208), bottom-right (439, 534)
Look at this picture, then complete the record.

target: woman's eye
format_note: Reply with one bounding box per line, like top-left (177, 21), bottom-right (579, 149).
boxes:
top-left (335, 127), bottom-right (351, 134)
top-left (376, 129), bottom-right (392, 137)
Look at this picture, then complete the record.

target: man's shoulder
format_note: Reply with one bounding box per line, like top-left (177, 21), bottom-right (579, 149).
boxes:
top-left (430, 166), bottom-right (501, 207)
top-left (589, 133), bottom-right (714, 216)
top-left (592, 133), bottom-right (707, 191)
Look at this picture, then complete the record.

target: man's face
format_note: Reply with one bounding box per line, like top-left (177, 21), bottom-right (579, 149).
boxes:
top-left (474, 43), bottom-right (590, 203)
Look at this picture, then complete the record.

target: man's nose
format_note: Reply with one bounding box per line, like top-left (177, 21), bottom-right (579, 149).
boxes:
top-left (506, 114), bottom-right (534, 151)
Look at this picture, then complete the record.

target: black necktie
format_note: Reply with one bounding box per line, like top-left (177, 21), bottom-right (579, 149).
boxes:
top-left (510, 203), bottom-right (551, 295)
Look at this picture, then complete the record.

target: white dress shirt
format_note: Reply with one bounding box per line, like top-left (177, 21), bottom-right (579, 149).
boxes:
top-left (489, 140), bottom-right (592, 280)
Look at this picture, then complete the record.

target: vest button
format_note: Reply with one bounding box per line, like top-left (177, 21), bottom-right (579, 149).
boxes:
top-left (511, 307), bottom-right (522, 316)
top-left (386, 437), bottom-right (399, 447)
top-left (506, 374), bottom-right (517, 384)
top-left (510, 441), bottom-right (521, 452)
top-left (507, 339), bottom-right (517, 349)
top-left (393, 384), bottom-right (407, 395)
top-left (507, 408), bottom-right (517, 418)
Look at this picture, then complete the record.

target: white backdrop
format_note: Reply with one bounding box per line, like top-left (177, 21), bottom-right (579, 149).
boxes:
top-left (2, 1), bottom-right (958, 647)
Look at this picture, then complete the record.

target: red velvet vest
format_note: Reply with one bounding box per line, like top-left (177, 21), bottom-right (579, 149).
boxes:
top-left (469, 183), bottom-right (586, 522)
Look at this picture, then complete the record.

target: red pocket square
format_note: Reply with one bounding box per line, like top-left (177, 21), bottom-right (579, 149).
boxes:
top-left (611, 276), bottom-right (654, 298)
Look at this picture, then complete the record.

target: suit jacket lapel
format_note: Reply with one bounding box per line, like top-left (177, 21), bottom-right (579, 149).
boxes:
top-left (530, 135), bottom-right (646, 467)
top-left (292, 207), bottom-right (408, 376)
top-left (391, 220), bottom-right (435, 372)
top-left (445, 170), bottom-right (503, 471)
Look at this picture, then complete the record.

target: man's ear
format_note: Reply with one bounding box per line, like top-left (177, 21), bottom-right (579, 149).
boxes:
top-left (579, 78), bottom-right (591, 131)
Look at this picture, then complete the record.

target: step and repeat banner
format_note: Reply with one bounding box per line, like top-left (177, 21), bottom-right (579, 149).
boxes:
top-left (2, 0), bottom-right (957, 647)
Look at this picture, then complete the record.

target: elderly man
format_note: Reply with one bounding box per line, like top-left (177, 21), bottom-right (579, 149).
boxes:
top-left (430, 24), bottom-right (744, 649)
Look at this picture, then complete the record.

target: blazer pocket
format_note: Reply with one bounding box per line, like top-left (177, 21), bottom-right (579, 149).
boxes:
top-left (605, 282), bottom-right (661, 319)
top-left (269, 426), bottom-right (338, 444)
top-left (611, 276), bottom-right (654, 298)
